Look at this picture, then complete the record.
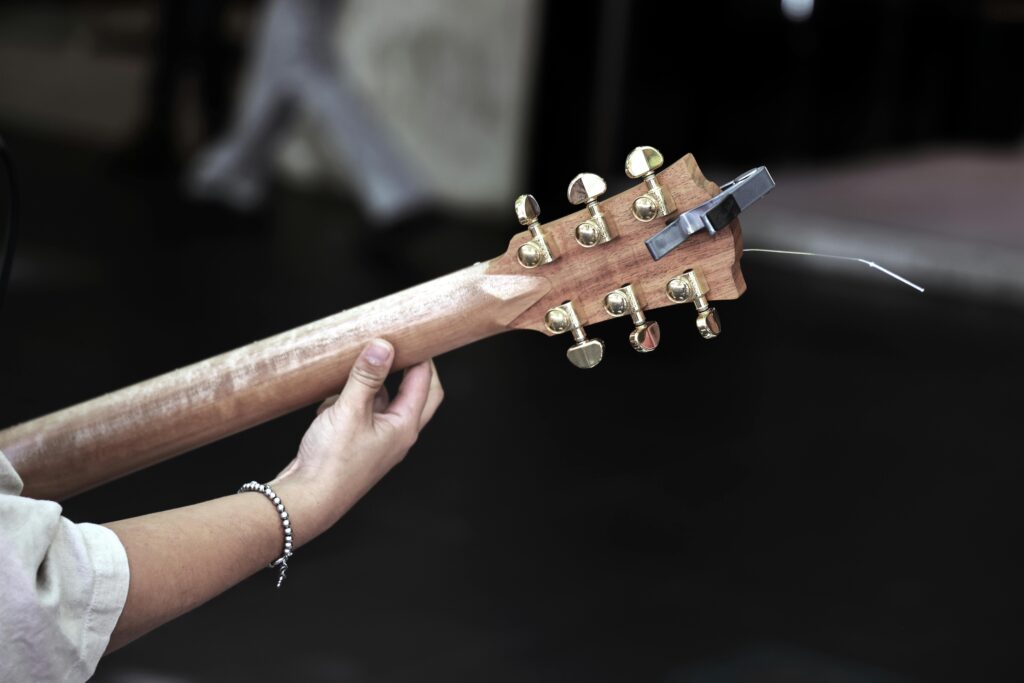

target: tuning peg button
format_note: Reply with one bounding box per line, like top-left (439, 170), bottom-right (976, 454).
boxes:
top-left (514, 194), bottom-right (555, 269)
top-left (625, 145), bottom-right (676, 222)
top-left (545, 301), bottom-right (605, 369)
top-left (630, 321), bottom-right (661, 352)
top-left (696, 308), bottom-right (721, 339)
top-left (566, 339), bottom-right (606, 369)
top-left (567, 173), bottom-right (614, 248)
top-left (603, 284), bottom-right (660, 353)
top-left (666, 268), bottom-right (720, 339)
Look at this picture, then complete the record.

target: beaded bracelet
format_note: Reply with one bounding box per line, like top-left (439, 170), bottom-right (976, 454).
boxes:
top-left (238, 481), bottom-right (293, 588)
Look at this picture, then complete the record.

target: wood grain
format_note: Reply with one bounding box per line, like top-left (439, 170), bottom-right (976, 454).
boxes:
top-left (1, 265), bottom-right (549, 500)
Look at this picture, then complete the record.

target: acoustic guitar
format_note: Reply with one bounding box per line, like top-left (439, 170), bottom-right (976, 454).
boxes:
top-left (0, 146), bottom-right (772, 501)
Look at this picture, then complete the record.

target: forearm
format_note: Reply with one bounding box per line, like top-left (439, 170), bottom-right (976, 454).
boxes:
top-left (99, 343), bottom-right (440, 654)
top-left (102, 478), bottom-right (332, 652)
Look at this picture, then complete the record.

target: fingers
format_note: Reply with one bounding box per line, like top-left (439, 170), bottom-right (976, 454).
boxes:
top-left (372, 386), bottom-right (390, 414)
top-left (318, 386), bottom-right (389, 416)
top-left (336, 339), bottom-right (394, 420)
top-left (382, 360), bottom-right (434, 429)
top-left (317, 394), bottom-right (339, 416)
top-left (418, 360), bottom-right (444, 430)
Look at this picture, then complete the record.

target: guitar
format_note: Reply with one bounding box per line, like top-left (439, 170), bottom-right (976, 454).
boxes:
top-left (0, 147), bottom-right (772, 501)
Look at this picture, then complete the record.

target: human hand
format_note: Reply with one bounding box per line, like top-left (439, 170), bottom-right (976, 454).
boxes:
top-left (271, 339), bottom-right (443, 542)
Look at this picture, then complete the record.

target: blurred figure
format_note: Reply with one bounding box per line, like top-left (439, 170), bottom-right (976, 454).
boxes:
top-left (188, 0), bottom-right (430, 223)
top-left (122, 1), bottom-right (234, 171)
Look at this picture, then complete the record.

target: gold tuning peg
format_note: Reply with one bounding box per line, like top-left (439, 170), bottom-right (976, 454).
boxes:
top-left (603, 284), bottom-right (660, 352)
top-left (544, 301), bottom-right (605, 369)
top-left (514, 194), bottom-right (556, 269)
top-left (666, 268), bottom-right (721, 339)
top-left (625, 145), bottom-right (677, 222)
top-left (567, 173), bottom-right (614, 248)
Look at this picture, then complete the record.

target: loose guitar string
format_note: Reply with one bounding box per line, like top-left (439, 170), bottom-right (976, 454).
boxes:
top-left (743, 248), bottom-right (925, 293)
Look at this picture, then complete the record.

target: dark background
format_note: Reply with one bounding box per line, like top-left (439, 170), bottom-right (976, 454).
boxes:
top-left (2, 1), bottom-right (1023, 681)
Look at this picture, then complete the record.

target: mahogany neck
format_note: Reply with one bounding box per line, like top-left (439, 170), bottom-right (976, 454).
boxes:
top-left (1, 261), bottom-right (549, 501)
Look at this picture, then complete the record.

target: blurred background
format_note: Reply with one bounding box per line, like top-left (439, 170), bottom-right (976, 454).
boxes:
top-left (1, 1), bottom-right (1023, 681)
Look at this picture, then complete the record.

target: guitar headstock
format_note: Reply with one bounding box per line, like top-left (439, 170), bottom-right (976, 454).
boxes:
top-left (489, 148), bottom-right (767, 368)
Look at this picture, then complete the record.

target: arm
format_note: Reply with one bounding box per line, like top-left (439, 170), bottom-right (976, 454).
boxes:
top-left (103, 339), bottom-right (443, 652)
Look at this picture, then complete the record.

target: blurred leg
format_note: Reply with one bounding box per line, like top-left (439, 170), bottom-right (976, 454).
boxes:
top-left (189, 0), bottom-right (429, 221)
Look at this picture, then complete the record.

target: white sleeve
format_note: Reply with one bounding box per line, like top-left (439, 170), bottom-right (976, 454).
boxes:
top-left (0, 450), bottom-right (130, 683)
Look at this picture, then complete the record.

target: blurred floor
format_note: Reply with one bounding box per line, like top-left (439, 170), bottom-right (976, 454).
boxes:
top-left (1, 130), bottom-right (1023, 683)
top-left (751, 146), bottom-right (1024, 298)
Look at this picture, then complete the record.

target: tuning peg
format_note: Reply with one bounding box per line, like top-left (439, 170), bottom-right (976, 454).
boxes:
top-left (603, 284), bottom-right (660, 352)
top-left (514, 194), bottom-right (556, 269)
top-left (544, 301), bottom-right (605, 369)
top-left (625, 145), bottom-right (677, 222)
top-left (666, 268), bottom-right (720, 339)
top-left (567, 173), bottom-right (614, 248)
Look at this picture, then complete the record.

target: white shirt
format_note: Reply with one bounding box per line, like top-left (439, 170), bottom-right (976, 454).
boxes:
top-left (0, 449), bottom-right (129, 682)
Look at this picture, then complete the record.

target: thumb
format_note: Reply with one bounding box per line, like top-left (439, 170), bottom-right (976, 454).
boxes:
top-left (337, 339), bottom-right (394, 418)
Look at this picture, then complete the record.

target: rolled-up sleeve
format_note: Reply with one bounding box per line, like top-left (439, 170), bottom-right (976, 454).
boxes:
top-left (0, 450), bottom-right (130, 683)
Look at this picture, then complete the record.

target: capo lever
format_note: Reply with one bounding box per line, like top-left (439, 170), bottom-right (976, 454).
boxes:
top-left (645, 166), bottom-right (775, 261)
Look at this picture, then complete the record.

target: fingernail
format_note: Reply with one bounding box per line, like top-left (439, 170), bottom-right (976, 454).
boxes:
top-left (363, 340), bottom-right (392, 366)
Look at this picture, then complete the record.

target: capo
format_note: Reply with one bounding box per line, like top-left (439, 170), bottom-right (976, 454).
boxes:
top-left (645, 166), bottom-right (775, 260)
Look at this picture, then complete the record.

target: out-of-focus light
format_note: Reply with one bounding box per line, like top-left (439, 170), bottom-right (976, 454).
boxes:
top-left (781, 0), bottom-right (814, 22)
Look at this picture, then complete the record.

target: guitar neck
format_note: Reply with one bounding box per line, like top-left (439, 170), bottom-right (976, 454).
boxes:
top-left (1, 261), bottom-right (549, 500)
top-left (2, 150), bottom-right (760, 501)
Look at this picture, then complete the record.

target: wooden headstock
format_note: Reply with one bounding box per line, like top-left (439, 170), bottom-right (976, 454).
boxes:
top-left (489, 152), bottom-right (746, 342)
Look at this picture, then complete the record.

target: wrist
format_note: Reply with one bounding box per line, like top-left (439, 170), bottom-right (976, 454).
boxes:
top-left (266, 475), bottom-right (338, 547)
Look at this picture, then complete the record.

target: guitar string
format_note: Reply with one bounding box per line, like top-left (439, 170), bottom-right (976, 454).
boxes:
top-left (742, 248), bottom-right (925, 293)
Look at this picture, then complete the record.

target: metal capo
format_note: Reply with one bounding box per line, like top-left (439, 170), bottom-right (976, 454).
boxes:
top-left (645, 166), bottom-right (775, 261)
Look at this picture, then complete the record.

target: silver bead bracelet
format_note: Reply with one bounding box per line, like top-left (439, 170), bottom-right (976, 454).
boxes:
top-left (238, 481), bottom-right (294, 588)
